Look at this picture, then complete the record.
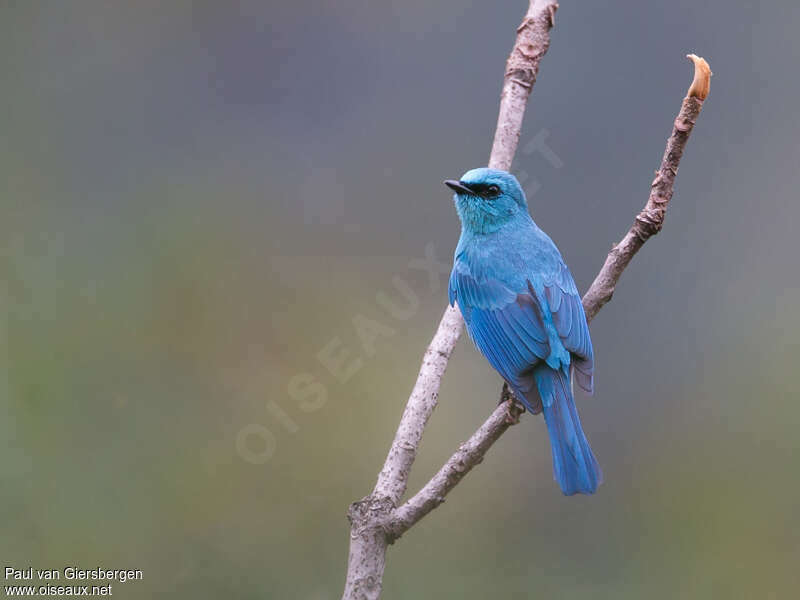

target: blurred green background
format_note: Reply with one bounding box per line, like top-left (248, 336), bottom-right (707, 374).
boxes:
top-left (2, 1), bottom-right (799, 598)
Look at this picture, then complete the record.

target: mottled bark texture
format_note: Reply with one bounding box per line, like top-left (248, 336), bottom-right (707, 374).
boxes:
top-left (341, 4), bottom-right (710, 598)
top-left (489, 0), bottom-right (558, 171)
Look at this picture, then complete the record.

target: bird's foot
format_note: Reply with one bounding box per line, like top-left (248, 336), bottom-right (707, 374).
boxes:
top-left (505, 400), bottom-right (525, 425)
top-left (499, 383), bottom-right (525, 424)
top-left (499, 382), bottom-right (513, 406)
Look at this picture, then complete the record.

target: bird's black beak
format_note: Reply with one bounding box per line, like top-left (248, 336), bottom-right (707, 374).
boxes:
top-left (444, 180), bottom-right (475, 195)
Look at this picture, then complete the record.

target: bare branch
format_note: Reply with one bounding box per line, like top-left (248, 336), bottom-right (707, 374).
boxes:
top-left (383, 54), bottom-right (712, 537)
top-left (490, 0), bottom-right (559, 171)
top-left (373, 305), bottom-right (464, 505)
top-left (371, 0), bottom-right (559, 509)
top-left (341, 0), bottom-right (712, 588)
top-left (341, 3), bottom-right (558, 598)
top-left (387, 397), bottom-right (525, 541)
top-left (582, 54), bottom-right (711, 321)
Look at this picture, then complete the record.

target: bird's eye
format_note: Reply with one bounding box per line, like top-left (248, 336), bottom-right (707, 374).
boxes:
top-left (487, 185), bottom-right (501, 197)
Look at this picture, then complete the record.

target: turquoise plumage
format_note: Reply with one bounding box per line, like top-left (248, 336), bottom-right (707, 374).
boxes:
top-left (446, 168), bottom-right (601, 495)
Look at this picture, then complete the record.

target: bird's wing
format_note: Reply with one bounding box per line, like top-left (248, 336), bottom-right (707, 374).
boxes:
top-left (449, 261), bottom-right (550, 408)
top-left (449, 259), bottom-right (594, 396)
top-left (543, 262), bottom-right (594, 392)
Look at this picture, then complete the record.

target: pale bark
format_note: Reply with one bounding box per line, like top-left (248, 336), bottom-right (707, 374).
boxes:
top-left (342, 3), bottom-right (558, 598)
top-left (489, 0), bottom-right (559, 171)
top-left (386, 395), bottom-right (524, 541)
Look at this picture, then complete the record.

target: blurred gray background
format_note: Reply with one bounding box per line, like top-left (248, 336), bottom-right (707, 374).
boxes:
top-left (2, 1), bottom-right (799, 598)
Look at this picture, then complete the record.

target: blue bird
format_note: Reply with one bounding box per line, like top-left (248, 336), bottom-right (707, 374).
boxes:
top-left (445, 168), bottom-right (601, 495)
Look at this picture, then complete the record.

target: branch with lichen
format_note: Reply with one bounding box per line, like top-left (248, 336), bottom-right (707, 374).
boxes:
top-left (340, 3), bottom-right (711, 598)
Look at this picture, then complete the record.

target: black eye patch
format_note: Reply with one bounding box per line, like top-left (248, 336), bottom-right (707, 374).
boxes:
top-left (463, 183), bottom-right (501, 197)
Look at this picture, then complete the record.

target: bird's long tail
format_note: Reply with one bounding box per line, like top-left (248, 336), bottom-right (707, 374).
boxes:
top-left (533, 366), bottom-right (602, 495)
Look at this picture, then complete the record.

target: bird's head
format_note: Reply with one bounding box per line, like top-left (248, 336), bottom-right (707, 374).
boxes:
top-left (444, 168), bottom-right (528, 234)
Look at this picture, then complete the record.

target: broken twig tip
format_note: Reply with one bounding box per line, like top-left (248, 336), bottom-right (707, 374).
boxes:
top-left (686, 53), bottom-right (712, 100)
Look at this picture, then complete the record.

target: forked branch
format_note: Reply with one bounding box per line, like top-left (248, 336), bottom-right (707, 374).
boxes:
top-left (341, 3), bottom-right (711, 598)
top-left (342, 3), bottom-right (559, 599)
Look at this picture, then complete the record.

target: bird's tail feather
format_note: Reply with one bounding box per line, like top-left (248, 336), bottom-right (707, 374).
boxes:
top-left (533, 366), bottom-right (601, 496)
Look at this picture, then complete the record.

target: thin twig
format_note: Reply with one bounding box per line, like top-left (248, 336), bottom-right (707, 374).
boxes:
top-left (582, 54), bottom-right (711, 321)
